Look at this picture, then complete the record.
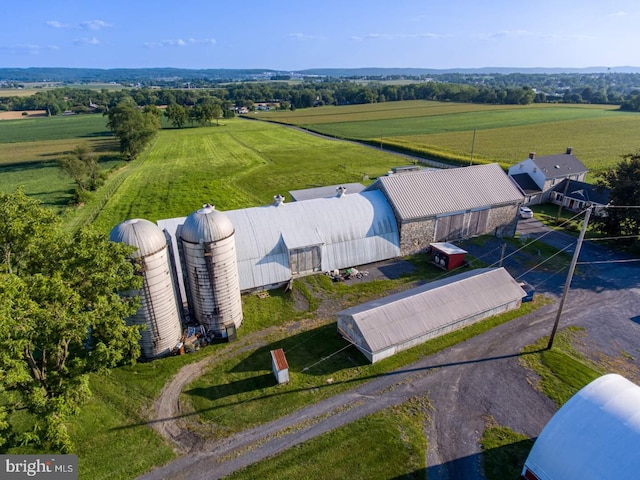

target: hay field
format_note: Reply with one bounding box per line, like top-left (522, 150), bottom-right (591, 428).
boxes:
top-left (0, 109), bottom-right (47, 119)
top-left (90, 118), bottom-right (403, 232)
top-left (256, 101), bottom-right (640, 174)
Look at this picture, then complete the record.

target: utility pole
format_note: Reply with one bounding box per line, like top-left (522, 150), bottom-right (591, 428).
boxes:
top-left (469, 128), bottom-right (476, 166)
top-left (547, 206), bottom-right (592, 350)
top-left (556, 179), bottom-right (571, 222)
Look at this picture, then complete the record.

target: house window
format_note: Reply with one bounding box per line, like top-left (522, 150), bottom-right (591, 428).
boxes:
top-left (551, 178), bottom-right (556, 185)
top-left (533, 167), bottom-right (537, 173)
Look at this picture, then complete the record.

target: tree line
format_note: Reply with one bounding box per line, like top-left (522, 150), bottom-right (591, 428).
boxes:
top-left (4, 72), bottom-right (640, 114)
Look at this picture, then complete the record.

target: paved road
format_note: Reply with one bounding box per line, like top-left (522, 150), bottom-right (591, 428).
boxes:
top-left (138, 218), bottom-right (640, 480)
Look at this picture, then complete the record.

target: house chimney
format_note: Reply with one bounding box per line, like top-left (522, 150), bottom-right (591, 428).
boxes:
top-left (566, 147), bottom-right (573, 155)
top-left (273, 194), bottom-right (285, 206)
top-left (336, 186), bottom-right (347, 197)
top-left (529, 152), bottom-right (536, 159)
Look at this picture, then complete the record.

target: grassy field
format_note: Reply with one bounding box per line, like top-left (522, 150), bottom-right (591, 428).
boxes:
top-left (59, 273), bottom-right (543, 479)
top-left (89, 118), bottom-right (401, 233)
top-left (254, 101), bottom-right (640, 174)
top-left (227, 399), bottom-right (428, 480)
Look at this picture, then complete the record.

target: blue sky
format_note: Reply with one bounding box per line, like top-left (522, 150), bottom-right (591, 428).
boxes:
top-left (1, 0), bottom-right (638, 70)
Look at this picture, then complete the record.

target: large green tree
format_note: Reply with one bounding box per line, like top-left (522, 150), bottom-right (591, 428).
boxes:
top-left (106, 98), bottom-right (160, 160)
top-left (164, 102), bottom-right (189, 128)
top-left (592, 152), bottom-right (640, 240)
top-left (0, 189), bottom-right (142, 452)
top-left (58, 143), bottom-right (102, 203)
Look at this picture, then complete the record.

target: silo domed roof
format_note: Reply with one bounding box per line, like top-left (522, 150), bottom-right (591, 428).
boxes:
top-left (109, 218), bottom-right (167, 258)
top-left (181, 204), bottom-right (234, 243)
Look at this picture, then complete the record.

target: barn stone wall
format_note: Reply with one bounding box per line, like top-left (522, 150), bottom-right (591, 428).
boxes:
top-left (399, 219), bottom-right (436, 256)
top-left (398, 203), bottom-right (519, 256)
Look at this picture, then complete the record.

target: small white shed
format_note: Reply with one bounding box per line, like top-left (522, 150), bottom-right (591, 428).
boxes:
top-left (270, 348), bottom-right (289, 384)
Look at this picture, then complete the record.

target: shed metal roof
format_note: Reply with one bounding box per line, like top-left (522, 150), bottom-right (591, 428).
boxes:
top-left (289, 183), bottom-right (365, 202)
top-left (337, 267), bottom-right (525, 354)
top-left (158, 190), bottom-right (400, 293)
top-left (271, 348), bottom-right (289, 371)
top-left (524, 374), bottom-right (640, 480)
top-left (369, 163), bottom-right (524, 221)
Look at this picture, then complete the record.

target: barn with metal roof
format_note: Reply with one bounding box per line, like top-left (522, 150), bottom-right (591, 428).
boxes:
top-left (337, 267), bottom-right (526, 363)
top-left (523, 374), bottom-right (640, 480)
top-left (158, 189), bottom-right (400, 294)
top-left (366, 163), bottom-right (524, 255)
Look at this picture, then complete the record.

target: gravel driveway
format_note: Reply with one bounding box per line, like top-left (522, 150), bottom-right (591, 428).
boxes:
top-left (138, 218), bottom-right (640, 480)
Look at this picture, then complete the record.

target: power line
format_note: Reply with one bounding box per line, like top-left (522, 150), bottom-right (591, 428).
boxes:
top-left (577, 258), bottom-right (640, 265)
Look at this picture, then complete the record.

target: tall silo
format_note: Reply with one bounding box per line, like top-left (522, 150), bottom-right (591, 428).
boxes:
top-left (109, 218), bottom-right (183, 359)
top-left (179, 204), bottom-right (243, 337)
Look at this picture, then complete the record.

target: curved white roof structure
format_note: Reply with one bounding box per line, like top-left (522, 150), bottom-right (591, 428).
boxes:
top-left (523, 374), bottom-right (640, 480)
top-left (158, 190), bottom-right (400, 293)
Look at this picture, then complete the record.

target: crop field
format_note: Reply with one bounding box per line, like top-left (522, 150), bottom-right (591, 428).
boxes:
top-left (254, 101), bottom-right (640, 174)
top-left (0, 114), bottom-right (122, 207)
top-left (0, 116), bottom-right (122, 208)
top-left (90, 118), bottom-right (401, 233)
top-left (0, 113), bottom-right (112, 143)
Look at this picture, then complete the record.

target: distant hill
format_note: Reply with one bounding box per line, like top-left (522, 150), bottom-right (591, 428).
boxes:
top-left (1, 66), bottom-right (640, 83)
top-left (297, 66), bottom-right (640, 76)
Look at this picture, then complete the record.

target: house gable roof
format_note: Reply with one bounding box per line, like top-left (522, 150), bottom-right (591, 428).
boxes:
top-left (510, 173), bottom-right (543, 195)
top-left (552, 179), bottom-right (610, 206)
top-left (368, 163), bottom-right (524, 222)
top-left (531, 151), bottom-right (588, 179)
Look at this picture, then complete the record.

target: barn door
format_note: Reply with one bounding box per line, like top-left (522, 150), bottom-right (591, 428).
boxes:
top-left (436, 213), bottom-right (465, 241)
top-left (289, 246), bottom-right (321, 276)
top-left (467, 209), bottom-right (489, 237)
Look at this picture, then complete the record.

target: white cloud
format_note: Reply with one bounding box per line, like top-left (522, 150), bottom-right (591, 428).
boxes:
top-left (482, 30), bottom-right (593, 41)
top-left (351, 32), bottom-right (446, 41)
top-left (46, 19), bottom-right (112, 30)
top-left (73, 37), bottom-right (102, 46)
top-left (288, 33), bottom-right (322, 41)
top-left (608, 11), bottom-right (627, 17)
top-left (145, 37), bottom-right (216, 48)
top-left (0, 44), bottom-right (59, 55)
top-left (189, 37), bottom-right (216, 45)
top-left (46, 20), bottom-right (73, 29)
top-left (80, 20), bottom-right (113, 30)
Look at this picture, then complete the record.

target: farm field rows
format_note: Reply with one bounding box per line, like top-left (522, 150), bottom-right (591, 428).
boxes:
top-left (255, 101), bottom-right (640, 174)
top-left (0, 114), bottom-right (122, 208)
top-left (90, 118), bottom-right (401, 233)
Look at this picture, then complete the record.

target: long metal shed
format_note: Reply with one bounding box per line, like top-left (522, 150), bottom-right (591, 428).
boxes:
top-left (337, 267), bottom-right (526, 363)
top-left (158, 189), bottom-right (400, 294)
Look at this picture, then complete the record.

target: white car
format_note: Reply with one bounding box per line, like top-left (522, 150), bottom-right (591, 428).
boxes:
top-left (519, 206), bottom-right (534, 219)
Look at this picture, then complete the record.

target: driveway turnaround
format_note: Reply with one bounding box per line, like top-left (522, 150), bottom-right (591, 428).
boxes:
top-left (138, 218), bottom-right (640, 480)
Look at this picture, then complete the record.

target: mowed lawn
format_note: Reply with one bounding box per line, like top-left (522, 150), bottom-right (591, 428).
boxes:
top-left (91, 118), bottom-right (401, 233)
top-left (255, 101), bottom-right (640, 174)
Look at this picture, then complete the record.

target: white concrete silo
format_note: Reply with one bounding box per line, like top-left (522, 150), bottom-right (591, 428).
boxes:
top-left (179, 204), bottom-right (243, 337)
top-left (109, 218), bottom-right (183, 359)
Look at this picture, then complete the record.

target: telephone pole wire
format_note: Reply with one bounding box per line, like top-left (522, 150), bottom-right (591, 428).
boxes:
top-left (547, 206), bottom-right (592, 350)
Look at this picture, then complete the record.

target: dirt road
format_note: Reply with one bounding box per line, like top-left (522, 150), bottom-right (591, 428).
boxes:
top-left (139, 219), bottom-right (640, 479)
